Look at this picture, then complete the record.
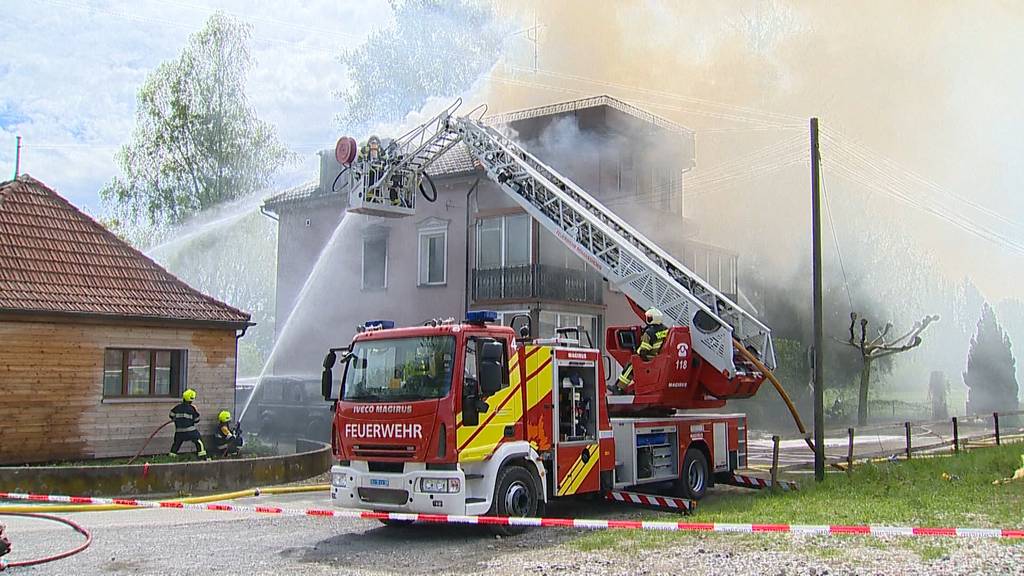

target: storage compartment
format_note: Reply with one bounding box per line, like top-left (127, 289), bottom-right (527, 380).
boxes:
top-left (611, 420), bottom-right (679, 487)
top-left (556, 366), bottom-right (598, 442)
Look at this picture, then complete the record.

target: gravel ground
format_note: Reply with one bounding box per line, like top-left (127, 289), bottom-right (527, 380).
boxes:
top-left (1, 492), bottom-right (1021, 575)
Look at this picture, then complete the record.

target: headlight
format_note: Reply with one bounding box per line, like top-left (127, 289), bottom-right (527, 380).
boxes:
top-left (332, 472), bottom-right (348, 488)
top-left (420, 478), bottom-right (461, 493)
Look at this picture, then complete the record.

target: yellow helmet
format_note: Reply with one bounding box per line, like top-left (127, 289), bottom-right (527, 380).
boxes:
top-left (218, 410), bottom-right (231, 423)
top-left (645, 308), bottom-right (664, 324)
top-left (182, 389), bottom-right (197, 402)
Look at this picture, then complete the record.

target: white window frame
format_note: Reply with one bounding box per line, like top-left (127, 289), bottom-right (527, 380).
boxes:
top-left (476, 213), bottom-right (532, 269)
top-left (361, 233), bottom-right (388, 291)
top-left (418, 227), bottom-right (448, 286)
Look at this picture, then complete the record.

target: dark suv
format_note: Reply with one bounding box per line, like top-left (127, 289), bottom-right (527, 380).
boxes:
top-left (239, 375), bottom-right (331, 443)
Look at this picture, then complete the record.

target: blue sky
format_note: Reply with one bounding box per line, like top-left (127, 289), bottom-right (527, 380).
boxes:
top-left (0, 0), bottom-right (392, 212)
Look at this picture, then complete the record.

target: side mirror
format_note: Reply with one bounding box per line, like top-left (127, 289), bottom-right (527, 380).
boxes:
top-left (321, 349), bottom-right (345, 402)
top-left (479, 341), bottom-right (504, 396)
top-left (462, 378), bottom-right (487, 426)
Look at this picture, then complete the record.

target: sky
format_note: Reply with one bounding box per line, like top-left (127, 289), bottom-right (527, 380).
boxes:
top-left (2, 0), bottom-right (1023, 308)
top-left (0, 0), bottom-right (392, 213)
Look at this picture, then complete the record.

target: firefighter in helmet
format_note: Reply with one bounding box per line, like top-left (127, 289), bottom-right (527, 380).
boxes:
top-left (169, 389), bottom-right (207, 458)
top-left (611, 308), bottom-right (669, 394)
top-left (213, 410), bottom-right (242, 457)
top-left (359, 135), bottom-right (385, 195)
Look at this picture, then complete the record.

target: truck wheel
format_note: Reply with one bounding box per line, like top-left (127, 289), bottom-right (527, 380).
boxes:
top-left (675, 448), bottom-right (709, 500)
top-left (489, 465), bottom-right (541, 536)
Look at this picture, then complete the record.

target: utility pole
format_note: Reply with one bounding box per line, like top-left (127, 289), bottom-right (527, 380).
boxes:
top-left (810, 117), bottom-right (825, 482)
top-left (14, 136), bottom-right (21, 179)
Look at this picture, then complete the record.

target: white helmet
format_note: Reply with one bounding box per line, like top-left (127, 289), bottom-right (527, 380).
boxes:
top-left (645, 308), bottom-right (664, 324)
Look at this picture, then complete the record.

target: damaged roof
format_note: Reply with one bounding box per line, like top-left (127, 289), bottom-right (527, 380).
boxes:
top-left (0, 176), bottom-right (251, 327)
top-left (485, 94), bottom-right (693, 136)
top-left (262, 94), bottom-right (691, 210)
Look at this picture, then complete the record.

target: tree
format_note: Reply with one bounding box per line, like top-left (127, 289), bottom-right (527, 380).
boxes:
top-left (964, 304), bottom-right (1019, 415)
top-left (336, 0), bottom-right (507, 131)
top-left (102, 13), bottom-right (291, 231)
top-left (839, 312), bottom-right (939, 425)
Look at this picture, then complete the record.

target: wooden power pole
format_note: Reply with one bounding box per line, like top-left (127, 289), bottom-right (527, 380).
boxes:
top-left (810, 118), bottom-right (825, 482)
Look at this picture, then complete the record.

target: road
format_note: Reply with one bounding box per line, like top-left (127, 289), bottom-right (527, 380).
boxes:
top-left (2, 490), bottom-right (1021, 575)
top-left (746, 419), bottom-right (1003, 471)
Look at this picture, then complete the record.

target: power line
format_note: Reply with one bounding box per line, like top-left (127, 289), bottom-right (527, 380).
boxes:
top-left (819, 156), bottom-right (854, 312)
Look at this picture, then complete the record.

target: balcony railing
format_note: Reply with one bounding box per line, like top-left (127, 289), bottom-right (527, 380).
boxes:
top-left (472, 265), bottom-right (603, 305)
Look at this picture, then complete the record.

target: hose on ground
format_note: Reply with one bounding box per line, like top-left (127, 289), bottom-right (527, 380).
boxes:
top-left (0, 484), bottom-right (330, 514)
top-left (126, 420), bottom-right (172, 465)
top-left (0, 513), bottom-right (92, 570)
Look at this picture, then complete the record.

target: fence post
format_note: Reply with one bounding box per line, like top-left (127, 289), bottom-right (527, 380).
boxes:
top-left (771, 435), bottom-right (780, 491)
top-left (847, 427), bottom-right (855, 474)
top-left (905, 421), bottom-right (912, 459)
top-left (994, 412), bottom-right (1001, 446)
top-left (952, 417), bottom-right (959, 453)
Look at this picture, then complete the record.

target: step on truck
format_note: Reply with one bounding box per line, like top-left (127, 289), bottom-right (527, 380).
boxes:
top-left (320, 100), bottom-right (776, 528)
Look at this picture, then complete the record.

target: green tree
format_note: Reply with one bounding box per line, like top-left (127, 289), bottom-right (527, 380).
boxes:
top-left (964, 303), bottom-right (1019, 415)
top-left (102, 13), bottom-right (291, 230)
top-left (336, 0), bottom-right (507, 130)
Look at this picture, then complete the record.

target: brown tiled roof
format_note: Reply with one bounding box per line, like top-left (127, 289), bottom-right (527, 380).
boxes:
top-left (0, 176), bottom-right (251, 326)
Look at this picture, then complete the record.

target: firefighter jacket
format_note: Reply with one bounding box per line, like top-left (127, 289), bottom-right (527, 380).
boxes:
top-left (169, 402), bottom-right (200, 433)
top-left (214, 424), bottom-right (235, 448)
top-left (637, 323), bottom-right (669, 360)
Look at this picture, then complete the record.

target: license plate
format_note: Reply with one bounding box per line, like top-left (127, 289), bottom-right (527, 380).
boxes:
top-left (370, 478), bottom-right (390, 487)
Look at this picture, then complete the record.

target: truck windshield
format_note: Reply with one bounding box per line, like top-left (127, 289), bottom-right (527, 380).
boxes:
top-left (342, 336), bottom-right (456, 402)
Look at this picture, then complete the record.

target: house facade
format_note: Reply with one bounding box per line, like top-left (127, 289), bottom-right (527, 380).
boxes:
top-left (262, 95), bottom-right (738, 377)
top-left (0, 176), bottom-right (251, 464)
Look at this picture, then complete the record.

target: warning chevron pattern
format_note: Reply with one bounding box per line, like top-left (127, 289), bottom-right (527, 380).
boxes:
top-left (606, 490), bottom-right (694, 513)
top-left (1, 491), bottom-right (1021, 539)
top-left (730, 474), bottom-right (799, 491)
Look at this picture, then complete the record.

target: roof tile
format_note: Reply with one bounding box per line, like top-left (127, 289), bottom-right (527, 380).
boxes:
top-left (0, 176), bottom-right (251, 326)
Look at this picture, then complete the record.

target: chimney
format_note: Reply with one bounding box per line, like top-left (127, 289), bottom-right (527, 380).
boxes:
top-left (318, 149), bottom-right (345, 196)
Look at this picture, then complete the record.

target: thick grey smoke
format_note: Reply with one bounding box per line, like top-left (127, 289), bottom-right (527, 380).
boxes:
top-left (483, 1), bottom-right (1024, 413)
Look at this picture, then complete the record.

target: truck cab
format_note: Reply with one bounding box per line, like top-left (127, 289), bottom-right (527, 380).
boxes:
top-left (323, 314), bottom-right (554, 523)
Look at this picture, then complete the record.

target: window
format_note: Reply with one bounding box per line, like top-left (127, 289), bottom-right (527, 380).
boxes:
top-left (102, 349), bottom-right (185, 398)
top-left (463, 336), bottom-right (509, 391)
top-left (538, 311), bottom-right (599, 343)
top-left (418, 228), bottom-right (448, 286)
top-left (476, 213), bottom-right (530, 269)
top-left (362, 234), bottom-right (388, 290)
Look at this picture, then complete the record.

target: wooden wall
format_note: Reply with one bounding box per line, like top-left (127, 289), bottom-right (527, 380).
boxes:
top-left (0, 318), bottom-right (237, 464)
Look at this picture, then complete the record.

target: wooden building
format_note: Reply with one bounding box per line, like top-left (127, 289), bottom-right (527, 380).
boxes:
top-left (0, 176), bottom-right (251, 464)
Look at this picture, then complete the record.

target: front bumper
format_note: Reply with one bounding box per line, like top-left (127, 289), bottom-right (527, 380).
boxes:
top-left (330, 464), bottom-right (467, 515)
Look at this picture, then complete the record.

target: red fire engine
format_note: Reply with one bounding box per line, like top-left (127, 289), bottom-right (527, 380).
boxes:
top-left (321, 101), bottom-right (777, 530)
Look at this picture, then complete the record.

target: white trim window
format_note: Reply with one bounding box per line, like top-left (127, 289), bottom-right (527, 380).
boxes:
top-left (476, 213), bottom-right (530, 269)
top-left (418, 227), bottom-right (448, 286)
top-left (362, 233), bottom-right (388, 290)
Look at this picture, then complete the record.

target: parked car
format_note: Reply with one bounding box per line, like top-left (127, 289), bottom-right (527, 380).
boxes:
top-left (239, 375), bottom-right (331, 443)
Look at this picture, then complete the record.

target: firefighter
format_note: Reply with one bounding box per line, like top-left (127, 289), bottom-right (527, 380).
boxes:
top-left (169, 389), bottom-right (207, 459)
top-left (359, 135), bottom-right (385, 194)
top-left (612, 308), bottom-right (669, 394)
top-left (213, 411), bottom-right (242, 457)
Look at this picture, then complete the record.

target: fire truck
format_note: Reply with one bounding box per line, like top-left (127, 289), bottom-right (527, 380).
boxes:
top-left (320, 100), bottom-right (777, 529)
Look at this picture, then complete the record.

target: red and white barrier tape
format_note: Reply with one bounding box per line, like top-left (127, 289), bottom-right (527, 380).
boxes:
top-left (1, 491), bottom-right (1021, 539)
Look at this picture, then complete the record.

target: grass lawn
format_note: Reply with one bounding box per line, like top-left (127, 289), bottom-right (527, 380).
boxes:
top-left (572, 442), bottom-right (1024, 553)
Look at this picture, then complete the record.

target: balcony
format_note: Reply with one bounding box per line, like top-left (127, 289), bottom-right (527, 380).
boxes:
top-left (472, 265), bottom-right (603, 306)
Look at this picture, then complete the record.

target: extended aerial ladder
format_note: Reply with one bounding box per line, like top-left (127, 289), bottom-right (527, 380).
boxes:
top-left (337, 101), bottom-right (776, 401)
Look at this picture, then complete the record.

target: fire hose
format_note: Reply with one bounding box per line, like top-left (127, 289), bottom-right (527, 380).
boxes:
top-left (732, 339), bottom-right (817, 454)
top-left (126, 420), bottom-right (172, 465)
top-left (0, 513), bottom-right (92, 571)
